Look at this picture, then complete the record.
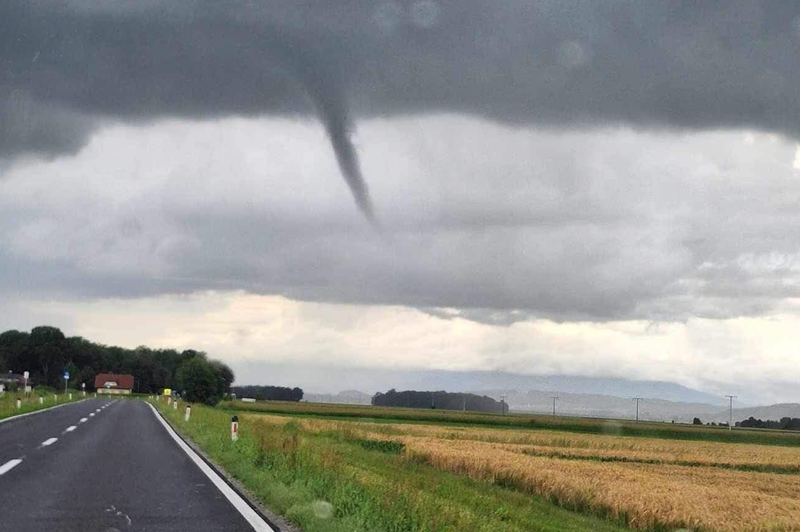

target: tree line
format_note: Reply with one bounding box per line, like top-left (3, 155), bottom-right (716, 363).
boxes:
top-left (0, 326), bottom-right (233, 405)
top-left (231, 385), bottom-right (303, 402)
top-left (372, 389), bottom-right (509, 413)
top-left (738, 416), bottom-right (800, 430)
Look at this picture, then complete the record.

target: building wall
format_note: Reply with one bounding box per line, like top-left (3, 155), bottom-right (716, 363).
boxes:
top-left (97, 388), bottom-right (132, 395)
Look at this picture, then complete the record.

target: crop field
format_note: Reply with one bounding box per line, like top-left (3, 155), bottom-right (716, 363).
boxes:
top-left (163, 400), bottom-right (800, 532)
top-left (224, 399), bottom-right (800, 447)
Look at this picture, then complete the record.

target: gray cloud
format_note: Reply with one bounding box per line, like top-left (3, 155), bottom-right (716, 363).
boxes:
top-left (3, 1), bottom-right (800, 218)
top-left (2, 116), bottom-right (798, 322)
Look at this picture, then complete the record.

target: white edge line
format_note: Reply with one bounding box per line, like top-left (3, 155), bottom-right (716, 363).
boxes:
top-left (0, 399), bottom-right (89, 426)
top-left (146, 402), bottom-right (275, 532)
top-left (0, 459), bottom-right (23, 476)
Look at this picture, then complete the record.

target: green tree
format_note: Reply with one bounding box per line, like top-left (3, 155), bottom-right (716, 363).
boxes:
top-left (209, 360), bottom-right (234, 397)
top-left (176, 357), bottom-right (220, 406)
top-left (30, 326), bottom-right (66, 386)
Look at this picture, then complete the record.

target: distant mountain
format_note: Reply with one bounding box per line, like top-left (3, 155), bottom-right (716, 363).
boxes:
top-left (304, 389), bottom-right (373, 405)
top-left (232, 362), bottom-right (729, 407)
top-left (407, 371), bottom-right (728, 406)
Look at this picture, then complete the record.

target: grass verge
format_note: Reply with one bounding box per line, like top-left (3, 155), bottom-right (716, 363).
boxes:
top-left (0, 388), bottom-right (85, 421)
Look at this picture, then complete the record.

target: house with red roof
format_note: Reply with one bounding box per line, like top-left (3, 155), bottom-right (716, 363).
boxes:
top-left (94, 373), bottom-right (135, 395)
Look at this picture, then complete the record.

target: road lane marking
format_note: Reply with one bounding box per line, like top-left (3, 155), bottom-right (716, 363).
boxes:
top-left (147, 403), bottom-right (276, 532)
top-left (89, 413), bottom-right (95, 417)
top-left (41, 437), bottom-right (58, 447)
top-left (80, 417), bottom-right (88, 423)
top-left (96, 409), bottom-right (101, 412)
top-left (64, 425), bottom-right (77, 433)
top-left (0, 459), bottom-right (23, 476)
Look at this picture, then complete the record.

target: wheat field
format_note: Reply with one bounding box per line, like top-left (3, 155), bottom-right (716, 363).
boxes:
top-left (244, 412), bottom-right (800, 531)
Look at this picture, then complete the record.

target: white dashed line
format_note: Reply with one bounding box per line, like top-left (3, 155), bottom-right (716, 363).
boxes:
top-left (96, 409), bottom-right (101, 412)
top-left (41, 437), bottom-right (58, 447)
top-left (89, 413), bottom-right (95, 417)
top-left (0, 459), bottom-right (23, 476)
top-left (64, 425), bottom-right (77, 433)
top-left (79, 417), bottom-right (88, 423)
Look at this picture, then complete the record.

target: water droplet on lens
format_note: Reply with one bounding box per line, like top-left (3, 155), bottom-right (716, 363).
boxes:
top-left (373, 2), bottom-right (403, 34)
top-left (312, 500), bottom-right (334, 519)
top-left (410, 0), bottom-right (440, 29)
top-left (557, 40), bottom-right (590, 69)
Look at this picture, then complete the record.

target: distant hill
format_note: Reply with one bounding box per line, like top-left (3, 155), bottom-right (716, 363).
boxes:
top-left (407, 371), bottom-right (728, 406)
top-left (304, 390), bottom-right (373, 405)
top-left (234, 363), bottom-right (731, 409)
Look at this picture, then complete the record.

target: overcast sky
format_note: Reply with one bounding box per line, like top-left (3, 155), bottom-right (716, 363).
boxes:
top-left (3, 1), bottom-right (800, 403)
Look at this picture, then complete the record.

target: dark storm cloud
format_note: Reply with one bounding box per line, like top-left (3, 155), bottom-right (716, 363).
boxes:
top-left (3, 0), bottom-right (800, 213)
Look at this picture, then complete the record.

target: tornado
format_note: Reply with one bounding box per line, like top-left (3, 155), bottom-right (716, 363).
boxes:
top-left (312, 87), bottom-right (378, 226)
top-left (280, 40), bottom-right (378, 226)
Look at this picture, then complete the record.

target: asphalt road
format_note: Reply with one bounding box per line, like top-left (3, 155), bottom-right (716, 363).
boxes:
top-left (0, 398), bottom-right (263, 532)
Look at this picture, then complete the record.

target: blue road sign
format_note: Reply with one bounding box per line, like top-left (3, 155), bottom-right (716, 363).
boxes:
top-left (63, 371), bottom-right (70, 380)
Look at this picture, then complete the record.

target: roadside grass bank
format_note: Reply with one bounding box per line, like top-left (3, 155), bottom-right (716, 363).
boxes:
top-left (153, 399), bottom-right (628, 532)
top-left (221, 400), bottom-right (800, 447)
top-left (0, 387), bottom-right (85, 421)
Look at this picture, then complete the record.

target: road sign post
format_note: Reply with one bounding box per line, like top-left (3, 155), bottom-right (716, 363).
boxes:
top-left (63, 371), bottom-right (70, 396)
top-left (231, 415), bottom-right (239, 442)
top-left (23, 371), bottom-right (29, 398)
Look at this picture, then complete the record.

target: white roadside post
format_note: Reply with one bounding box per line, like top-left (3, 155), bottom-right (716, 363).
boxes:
top-left (167, 397), bottom-right (172, 406)
top-left (185, 405), bottom-right (191, 422)
top-left (16, 398), bottom-right (21, 409)
top-left (69, 393), bottom-right (72, 400)
top-left (39, 396), bottom-right (43, 404)
top-left (231, 415), bottom-right (239, 442)
top-left (53, 394), bottom-right (57, 403)
top-left (173, 399), bottom-right (177, 410)
top-left (82, 382), bottom-right (86, 397)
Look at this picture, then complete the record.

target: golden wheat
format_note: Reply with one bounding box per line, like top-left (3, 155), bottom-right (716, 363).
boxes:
top-left (243, 413), bottom-right (800, 531)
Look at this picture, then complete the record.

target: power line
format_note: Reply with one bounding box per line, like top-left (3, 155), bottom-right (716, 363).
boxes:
top-left (633, 397), bottom-right (644, 423)
top-left (726, 395), bottom-right (737, 431)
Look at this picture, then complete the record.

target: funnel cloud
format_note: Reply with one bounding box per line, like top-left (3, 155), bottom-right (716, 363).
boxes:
top-left (4, 1), bottom-right (800, 222)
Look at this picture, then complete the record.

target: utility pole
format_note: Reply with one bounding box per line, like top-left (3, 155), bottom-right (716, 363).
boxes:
top-left (462, 395), bottom-right (466, 412)
top-left (500, 394), bottom-right (507, 415)
top-left (634, 397), bottom-right (643, 422)
top-left (726, 395), bottom-right (737, 431)
top-left (431, 392), bottom-right (435, 409)
top-left (550, 396), bottom-right (558, 417)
